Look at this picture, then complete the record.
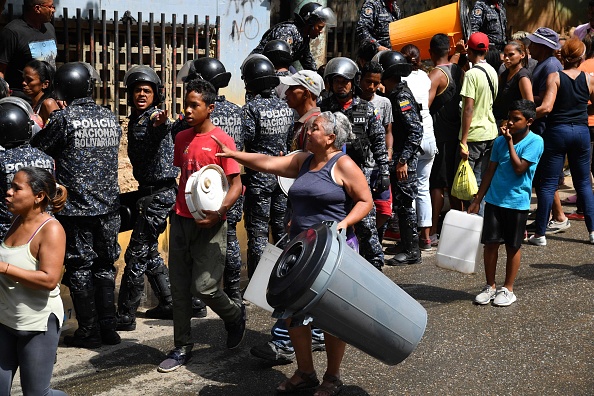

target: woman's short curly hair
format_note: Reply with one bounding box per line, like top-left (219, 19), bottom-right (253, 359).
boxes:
top-left (317, 111), bottom-right (351, 150)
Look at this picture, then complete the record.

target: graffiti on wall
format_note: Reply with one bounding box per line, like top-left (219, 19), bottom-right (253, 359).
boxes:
top-left (227, 0), bottom-right (260, 41)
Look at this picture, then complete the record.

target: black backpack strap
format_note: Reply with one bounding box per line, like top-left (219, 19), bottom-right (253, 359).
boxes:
top-left (473, 65), bottom-right (495, 101)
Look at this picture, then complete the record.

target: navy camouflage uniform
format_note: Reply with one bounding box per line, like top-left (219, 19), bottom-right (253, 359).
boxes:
top-left (356, 0), bottom-right (401, 51)
top-left (31, 97), bottom-right (122, 332)
top-left (251, 22), bottom-right (317, 71)
top-left (119, 106), bottom-right (178, 318)
top-left (211, 96), bottom-right (244, 303)
top-left (320, 95), bottom-right (388, 270)
top-left (388, 81), bottom-right (423, 240)
top-left (0, 145), bottom-right (54, 238)
top-left (242, 94), bottom-right (293, 278)
top-left (470, 0), bottom-right (507, 51)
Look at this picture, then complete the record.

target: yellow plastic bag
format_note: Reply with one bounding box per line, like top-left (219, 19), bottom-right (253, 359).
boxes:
top-left (451, 155), bottom-right (478, 201)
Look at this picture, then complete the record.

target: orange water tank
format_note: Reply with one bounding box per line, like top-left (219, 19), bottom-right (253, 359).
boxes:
top-left (389, 0), bottom-right (471, 60)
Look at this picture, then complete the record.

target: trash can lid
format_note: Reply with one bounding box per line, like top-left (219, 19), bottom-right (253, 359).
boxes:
top-left (185, 164), bottom-right (229, 220)
top-left (267, 222), bottom-right (334, 310)
top-left (277, 150), bottom-right (302, 196)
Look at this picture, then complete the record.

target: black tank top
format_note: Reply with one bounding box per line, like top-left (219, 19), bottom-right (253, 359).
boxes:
top-left (430, 63), bottom-right (463, 142)
top-left (548, 71), bottom-right (589, 126)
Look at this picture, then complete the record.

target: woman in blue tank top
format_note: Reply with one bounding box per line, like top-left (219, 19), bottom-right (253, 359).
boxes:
top-left (532, 37), bottom-right (594, 245)
top-left (214, 111), bottom-right (372, 396)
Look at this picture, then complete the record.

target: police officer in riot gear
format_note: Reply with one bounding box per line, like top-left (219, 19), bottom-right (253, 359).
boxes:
top-left (0, 97), bottom-right (54, 238)
top-left (263, 39), bottom-right (294, 76)
top-left (320, 56), bottom-right (389, 271)
top-left (175, 57), bottom-right (244, 307)
top-left (251, 2), bottom-right (337, 71)
top-left (115, 65), bottom-right (178, 331)
top-left (375, 50), bottom-right (424, 265)
top-left (357, 0), bottom-right (402, 53)
top-left (470, 0), bottom-right (507, 51)
top-left (241, 55), bottom-right (293, 279)
top-left (31, 62), bottom-right (123, 348)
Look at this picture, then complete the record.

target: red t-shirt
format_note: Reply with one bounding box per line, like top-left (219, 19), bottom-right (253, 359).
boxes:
top-left (173, 126), bottom-right (240, 218)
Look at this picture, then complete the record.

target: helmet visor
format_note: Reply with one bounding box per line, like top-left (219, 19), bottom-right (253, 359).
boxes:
top-left (313, 7), bottom-right (337, 27)
top-left (81, 62), bottom-right (101, 83)
top-left (177, 60), bottom-right (194, 83)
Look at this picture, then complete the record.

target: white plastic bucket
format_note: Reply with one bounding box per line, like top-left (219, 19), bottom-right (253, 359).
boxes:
top-left (243, 243), bottom-right (283, 312)
top-left (436, 210), bottom-right (483, 274)
top-left (184, 164), bottom-right (228, 220)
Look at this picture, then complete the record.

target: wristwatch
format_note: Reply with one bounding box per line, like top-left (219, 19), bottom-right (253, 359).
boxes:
top-left (398, 158), bottom-right (407, 165)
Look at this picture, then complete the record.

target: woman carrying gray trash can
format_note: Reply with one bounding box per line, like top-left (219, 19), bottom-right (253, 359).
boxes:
top-left (213, 111), bottom-right (372, 396)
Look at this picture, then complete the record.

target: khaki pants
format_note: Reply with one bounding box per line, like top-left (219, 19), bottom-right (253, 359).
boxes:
top-left (168, 214), bottom-right (240, 350)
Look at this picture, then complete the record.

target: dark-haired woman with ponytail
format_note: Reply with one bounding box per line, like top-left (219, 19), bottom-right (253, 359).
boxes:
top-left (22, 59), bottom-right (59, 127)
top-left (0, 166), bottom-right (67, 395)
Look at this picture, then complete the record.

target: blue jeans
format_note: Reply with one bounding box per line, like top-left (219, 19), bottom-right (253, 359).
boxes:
top-left (0, 314), bottom-right (67, 396)
top-left (535, 123), bottom-right (594, 235)
top-left (270, 319), bottom-right (325, 351)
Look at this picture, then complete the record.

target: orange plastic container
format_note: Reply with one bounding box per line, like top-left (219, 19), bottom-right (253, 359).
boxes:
top-left (389, 0), bottom-right (471, 60)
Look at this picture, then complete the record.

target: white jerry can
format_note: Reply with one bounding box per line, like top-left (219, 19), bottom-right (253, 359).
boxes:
top-left (436, 210), bottom-right (483, 274)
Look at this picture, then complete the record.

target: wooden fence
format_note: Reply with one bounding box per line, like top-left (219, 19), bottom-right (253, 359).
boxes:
top-left (326, 20), bottom-right (358, 62)
top-left (3, 5), bottom-right (220, 121)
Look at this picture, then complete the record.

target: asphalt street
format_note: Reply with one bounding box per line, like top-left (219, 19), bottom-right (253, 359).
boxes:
top-left (10, 186), bottom-right (594, 396)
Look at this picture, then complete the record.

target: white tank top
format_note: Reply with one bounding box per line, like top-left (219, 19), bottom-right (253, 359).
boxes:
top-left (0, 218), bottom-right (64, 331)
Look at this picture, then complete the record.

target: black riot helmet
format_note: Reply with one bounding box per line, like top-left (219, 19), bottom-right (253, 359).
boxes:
top-left (241, 54), bottom-right (280, 93)
top-left (294, 2), bottom-right (337, 28)
top-left (0, 97), bottom-right (34, 149)
top-left (176, 57), bottom-right (232, 89)
top-left (373, 50), bottom-right (413, 80)
top-left (323, 57), bottom-right (361, 95)
top-left (262, 40), bottom-right (293, 69)
top-left (124, 65), bottom-right (165, 106)
top-left (54, 62), bottom-right (100, 103)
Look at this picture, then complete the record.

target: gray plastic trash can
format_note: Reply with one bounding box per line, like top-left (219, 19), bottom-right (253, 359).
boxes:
top-left (267, 222), bottom-right (427, 365)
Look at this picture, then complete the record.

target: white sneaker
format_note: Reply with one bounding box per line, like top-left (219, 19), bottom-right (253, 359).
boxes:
top-left (545, 218), bottom-right (570, 234)
top-left (474, 285), bottom-right (497, 305)
top-left (527, 235), bottom-right (546, 246)
top-left (589, 232), bottom-right (594, 244)
top-left (493, 287), bottom-right (517, 306)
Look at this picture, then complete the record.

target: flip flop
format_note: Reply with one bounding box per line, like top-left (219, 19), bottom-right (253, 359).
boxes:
top-left (561, 195), bottom-right (578, 205)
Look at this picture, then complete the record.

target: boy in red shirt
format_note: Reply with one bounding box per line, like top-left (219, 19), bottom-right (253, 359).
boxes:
top-left (158, 79), bottom-right (244, 373)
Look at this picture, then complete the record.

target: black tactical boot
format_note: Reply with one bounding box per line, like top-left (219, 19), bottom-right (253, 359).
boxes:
top-left (64, 289), bottom-right (102, 349)
top-left (95, 277), bottom-right (121, 345)
top-left (116, 270), bottom-right (145, 331)
top-left (386, 218), bottom-right (422, 266)
top-left (145, 264), bottom-right (174, 320)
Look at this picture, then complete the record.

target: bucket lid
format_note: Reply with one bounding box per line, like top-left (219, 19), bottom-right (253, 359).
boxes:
top-left (185, 164), bottom-right (229, 220)
top-left (277, 150), bottom-right (302, 196)
top-left (266, 222), bottom-right (334, 310)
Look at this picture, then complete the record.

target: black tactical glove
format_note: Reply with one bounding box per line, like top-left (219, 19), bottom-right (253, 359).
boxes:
top-left (374, 173), bottom-right (390, 193)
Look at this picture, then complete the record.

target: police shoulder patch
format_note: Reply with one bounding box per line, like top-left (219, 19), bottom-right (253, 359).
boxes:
top-left (399, 100), bottom-right (412, 111)
top-left (473, 8), bottom-right (482, 17)
top-left (364, 7), bottom-right (372, 16)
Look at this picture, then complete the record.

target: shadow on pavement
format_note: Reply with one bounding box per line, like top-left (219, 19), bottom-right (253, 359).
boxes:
top-left (398, 283), bottom-right (475, 303)
top-left (529, 263), bottom-right (594, 281)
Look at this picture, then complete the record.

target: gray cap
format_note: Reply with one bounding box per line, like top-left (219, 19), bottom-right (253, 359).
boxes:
top-left (279, 70), bottom-right (324, 97)
top-left (527, 27), bottom-right (561, 50)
